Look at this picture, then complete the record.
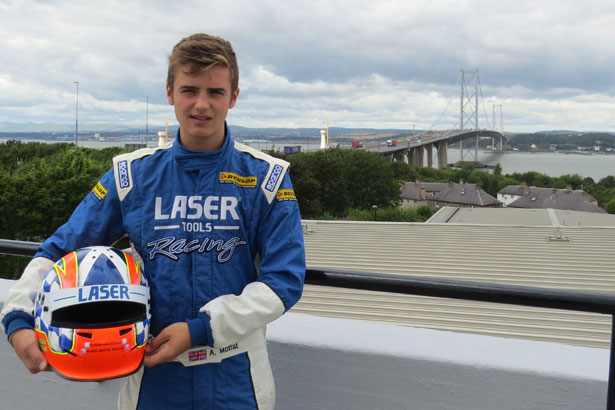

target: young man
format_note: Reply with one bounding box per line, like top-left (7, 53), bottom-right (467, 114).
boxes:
top-left (1, 33), bottom-right (306, 410)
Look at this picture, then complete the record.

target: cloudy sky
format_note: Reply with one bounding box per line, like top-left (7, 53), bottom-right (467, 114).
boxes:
top-left (1, 0), bottom-right (615, 133)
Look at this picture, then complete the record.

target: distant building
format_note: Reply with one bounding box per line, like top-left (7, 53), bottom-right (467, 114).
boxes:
top-left (428, 182), bottom-right (501, 209)
top-left (498, 185), bottom-right (605, 213)
top-left (428, 206), bottom-right (615, 226)
top-left (400, 182), bottom-right (450, 208)
top-left (402, 181), bottom-right (501, 209)
top-left (124, 143), bottom-right (147, 150)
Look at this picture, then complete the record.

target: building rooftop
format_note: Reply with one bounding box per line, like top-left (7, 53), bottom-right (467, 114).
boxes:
top-left (498, 185), bottom-right (598, 203)
top-left (498, 185), bottom-right (602, 213)
top-left (401, 182), bottom-right (450, 201)
top-left (427, 206), bottom-right (615, 226)
top-left (508, 189), bottom-right (605, 213)
top-left (297, 219), bottom-right (615, 348)
top-left (430, 182), bottom-right (501, 207)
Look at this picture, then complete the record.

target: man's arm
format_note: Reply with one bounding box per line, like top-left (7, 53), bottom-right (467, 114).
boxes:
top-left (9, 329), bottom-right (49, 373)
top-left (188, 169), bottom-right (306, 348)
top-left (143, 322), bottom-right (192, 367)
top-left (1, 168), bottom-right (126, 369)
top-left (1, 257), bottom-right (55, 339)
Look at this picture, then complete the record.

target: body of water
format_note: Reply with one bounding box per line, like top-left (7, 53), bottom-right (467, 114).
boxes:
top-left (2, 138), bottom-right (613, 181)
top-left (446, 148), bottom-right (614, 181)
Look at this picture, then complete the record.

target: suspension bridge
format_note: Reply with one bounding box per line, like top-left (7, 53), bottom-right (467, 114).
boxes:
top-left (361, 68), bottom-right (507, 168)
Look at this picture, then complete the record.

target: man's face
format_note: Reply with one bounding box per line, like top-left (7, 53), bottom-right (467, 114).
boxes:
top-left (167, 64), bottom-right (239, 151)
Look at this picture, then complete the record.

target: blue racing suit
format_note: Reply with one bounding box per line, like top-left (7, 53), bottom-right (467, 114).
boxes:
top-left (1, 125), bottom-right (306, 410)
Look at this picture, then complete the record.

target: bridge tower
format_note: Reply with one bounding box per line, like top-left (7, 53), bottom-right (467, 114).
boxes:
top-left (492, 104), bottom-right (503, 150)
top-left (459, 68), bottom-right (480, 162)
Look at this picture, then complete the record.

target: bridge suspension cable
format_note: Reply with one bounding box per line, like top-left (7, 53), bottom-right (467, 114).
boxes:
top-left (426, 69), bottom-right (495, 133)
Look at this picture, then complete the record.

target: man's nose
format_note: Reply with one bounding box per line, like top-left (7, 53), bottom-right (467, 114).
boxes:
top-left (195, 92), bottom-right (210, 110)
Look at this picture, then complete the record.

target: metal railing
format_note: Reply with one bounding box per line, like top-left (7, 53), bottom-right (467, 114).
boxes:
top-left (2, 239), bottom-right (614, 409)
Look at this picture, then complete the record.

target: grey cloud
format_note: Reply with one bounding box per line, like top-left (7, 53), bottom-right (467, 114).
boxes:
top-left (1, 0), bottom-right (615, 131)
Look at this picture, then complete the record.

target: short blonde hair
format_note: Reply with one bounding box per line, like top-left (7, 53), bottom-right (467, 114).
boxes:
top-left (167, 33), bottom-right (239, 94)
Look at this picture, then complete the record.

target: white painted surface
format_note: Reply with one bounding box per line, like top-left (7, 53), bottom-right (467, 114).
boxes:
top-left (1, 280), bottom-right (609, 410)
top-left (271, 313), bottom-right (608, 410)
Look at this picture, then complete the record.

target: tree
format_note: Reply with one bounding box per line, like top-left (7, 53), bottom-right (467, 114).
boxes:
top-left (0, 142), bottom-right (119, 240)
top-left (341, 149), bottom-right (400, 210)
top-left (599, 175), bottom-right (615, 189)
top-left (286, 148), bottom-right (401, 218)
top-left (286, 153), bottom-right (323, 218)
top-left (390, 161), bottom-right (419, 182)
top-left (605, 200), bottom-right (615, 215)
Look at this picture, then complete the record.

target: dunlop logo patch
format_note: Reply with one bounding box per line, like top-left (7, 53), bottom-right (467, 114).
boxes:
top-left (276, 189), bottom-right (297, 201)
top-left (219, 172), bottom-right (257, 187)
top-left (92, 181), bottom-right (108, 201)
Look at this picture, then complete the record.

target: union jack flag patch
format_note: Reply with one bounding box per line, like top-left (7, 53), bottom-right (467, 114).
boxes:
top-left (188, 349), bottom-right (208, 362)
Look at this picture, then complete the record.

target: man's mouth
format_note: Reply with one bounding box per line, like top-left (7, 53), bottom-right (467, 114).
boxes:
top-left (191, 115), bottom-right (211, 122)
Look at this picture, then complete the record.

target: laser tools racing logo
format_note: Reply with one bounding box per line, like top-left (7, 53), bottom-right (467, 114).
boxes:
top-left (146, 195), bottom-right (247, 262)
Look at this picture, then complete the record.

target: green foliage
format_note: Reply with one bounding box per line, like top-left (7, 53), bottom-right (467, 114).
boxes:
top-left (286, 148), bottom-right (401, 218)
top-left (0, 142), bottom-right (123, 241)
top-left (344, 206), bottom-right (434, 222)
top-left (605, 200), bottom-right (615, 215)
top-left (0, 141), bottom-right (128, 279)
top-left (509, 132), bottom-right (615, 150)
top-left (284, 152), bottom-right (323, 218)
top-left (0, 255), bottom-right (30, 280)
top-left (390, 161), bottom-right (419, 182)
top-left (2, 140), bottom-right (615, 279)
top-left (599, 175), bottom-right (615, 189)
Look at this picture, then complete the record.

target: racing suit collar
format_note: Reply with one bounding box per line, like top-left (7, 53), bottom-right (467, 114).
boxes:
top-left (173, 122), bottom-right (232, 171)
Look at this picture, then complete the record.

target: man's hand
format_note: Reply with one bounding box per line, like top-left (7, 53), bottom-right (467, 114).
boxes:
top-left (10, 328), bottom-right (49, 373)
top-left (143, 322), bottom-right (192, 367)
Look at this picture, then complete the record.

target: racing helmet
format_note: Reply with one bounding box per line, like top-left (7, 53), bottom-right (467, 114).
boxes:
top-left (34, 246), bottom-right (150, 381)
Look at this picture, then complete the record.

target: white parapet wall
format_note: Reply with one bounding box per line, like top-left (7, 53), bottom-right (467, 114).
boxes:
top-left (0, 279), bottom-right (609, 410)
top-left (269, 313), bottom-right (609, 410)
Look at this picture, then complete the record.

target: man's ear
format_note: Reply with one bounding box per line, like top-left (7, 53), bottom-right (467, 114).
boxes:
top-left (229, 87), bottom-right (240, 109)
top-left (166, 83), bottom-right (174, 105)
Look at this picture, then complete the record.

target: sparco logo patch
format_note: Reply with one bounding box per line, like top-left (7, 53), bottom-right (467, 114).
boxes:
top-left (219, 172), bottom-right (257, 188)
top-left (118, 160), bottom-right (130, 188)
top-left (265, 165), bottom-right (283, 192)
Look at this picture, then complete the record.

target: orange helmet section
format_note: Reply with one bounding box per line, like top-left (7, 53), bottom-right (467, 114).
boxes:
top-left (35, 325), bottom-right (146, 381)
top-left (123, 252), bottom-right (142, 285)
top-left (54, 251), bottom-right (79, 289)
top-left (34, 246), bottom-right (150, 381)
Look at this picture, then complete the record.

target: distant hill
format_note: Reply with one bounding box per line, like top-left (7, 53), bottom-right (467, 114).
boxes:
top-left (0, 121), bottom-right (414, 138)
top-left (0, 122), bottom-right (145, 133)
top-left (229, 125), bottom-right (413, 138)
top-left (534, 130), bottom-right (615, 136)
top-left (2, 121), bottom-right (612, 139)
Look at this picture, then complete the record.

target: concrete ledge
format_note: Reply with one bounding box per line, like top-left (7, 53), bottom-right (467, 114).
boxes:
top-left (269, 313), bottom-right (608, 410)
top-left (1, 279), bottom-right (609, 409)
